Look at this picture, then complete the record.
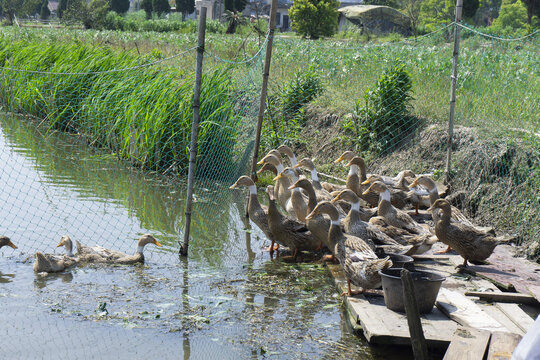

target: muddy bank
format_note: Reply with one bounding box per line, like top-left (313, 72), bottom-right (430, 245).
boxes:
top-left (287, 108), bottom-right (539, 261)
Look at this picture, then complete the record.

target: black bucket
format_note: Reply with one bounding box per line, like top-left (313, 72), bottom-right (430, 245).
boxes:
top-left (379, 268), bottom-right (445, 314)
top-left (385, 253), bottom-right (414, 268)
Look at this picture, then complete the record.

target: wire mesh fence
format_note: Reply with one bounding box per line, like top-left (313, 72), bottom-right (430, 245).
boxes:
top-left (0, 20), bottom-right (538, 359)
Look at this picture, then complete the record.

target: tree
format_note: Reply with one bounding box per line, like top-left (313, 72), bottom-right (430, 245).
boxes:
top-left (491, 0), bottom-right (528, 29)
top-left (403, 0), bottom-right (422, 37)
top-left (40, 0), bottom-right (50, 19)
top-left (289, 0), bottom-right (340, 39)
top-left (363, 0), bottom-right (401, 9)
top-left (521, 0), bottom-right (539, 23)
top-left (62, 0), bottom-right (110, 28)
top-left (110, 0), bottom-right (130, 13)
top-left (224, 0), bottom-right (246, 12)
top-left (141, 0), bottom-right (152, 18)
top-left (176, 0), bottom-right (194, 20)
top-left (152, 0), bottom-right (170, 16)
top-left (58, 0), bottom-right (69, 17)
top-left (224, 10), bottom-right (247, 33)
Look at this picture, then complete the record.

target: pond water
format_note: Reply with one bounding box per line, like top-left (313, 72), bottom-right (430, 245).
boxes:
top-left (0, 114), bottom-right (411, 359)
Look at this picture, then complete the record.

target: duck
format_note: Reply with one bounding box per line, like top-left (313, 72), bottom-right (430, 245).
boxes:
top-left (306, 202), bottom-right (392, 296)
top-left (276, 144), bottom-right (298, 167)
top-left (361, 175), bottom-right (410, 209)
top-left (364, 181), bottom-right (437, 254)
top-left (293, 158), bottom-right (330, 192)
top-left (33, 235), bottom-right (78, 273)
top-left (0, 236), bottom-right (17, 250)
top-left (76, 234), bottom-right (162, 264)
top-left (257, 154), bottom-right (291, 214)
top-left (289, 178), bottom-right (331, 250)
top-left (428, 199), bottom-right (504, 267)
top-left (265, 185), bottom-right (320, 260)
top-left (331, 190), bottom-right (414, 255)
top-left (317, 151), bottom-right (357, 193)
top-left (230, 176), bottom-right (279, 253)
top-left (274, 167), bottom-right (308, 221)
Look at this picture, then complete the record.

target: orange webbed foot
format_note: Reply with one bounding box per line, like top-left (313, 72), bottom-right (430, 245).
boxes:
top-left (435, 245), bottom-right (453, 254)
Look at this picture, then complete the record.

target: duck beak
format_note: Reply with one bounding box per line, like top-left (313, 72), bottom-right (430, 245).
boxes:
top-left (229, 183), bottom-right (237, 189)
top-left (154, 240), bottom-right (163, 247)
top-left (427, 206), bottom-right (434, 212)
top-left (305, 212), bottom-right (314, 220)
top-left (256, 158), bottom-right (265, 165)
top-left (273, 174), bottom-right (283, 181)
top-left (362, 187), bottom-right (371, 195)
top-left (361, 179), bottom-right (370, 185)
top-left (292, 163), bottom-right (301, 169)
top-left (256, 167), bottom-right (264, 174)
top-left (288, 184), bottom-right (297, 190)
top-left (330, 197), bottom-right (338, 204)
top-left (409, 179), bottom-right (419, 189)
top-left (8, 240), bottom-right (17, 249)
top-left (56, 241), bottom-right (65, 248)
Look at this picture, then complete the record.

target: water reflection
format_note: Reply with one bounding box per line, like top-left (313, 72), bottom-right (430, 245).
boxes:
top-left (0, 271), bottom-right (15, 283)
top-left (33, 271), bottom-right (74, 289)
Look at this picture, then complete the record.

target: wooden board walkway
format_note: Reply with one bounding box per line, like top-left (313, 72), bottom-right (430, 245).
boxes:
top-left (326, 243), bottom-right (538, 356)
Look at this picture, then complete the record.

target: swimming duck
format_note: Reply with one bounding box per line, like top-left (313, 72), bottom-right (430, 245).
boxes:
top-left (230, 176), bottom-right (279, 253)
top-left (429, 199), bottom-right (503, 267)
top-left (306, 202), bottom-right (392, 296)
top-left (33, 235), bottom-right (78, 273)
top-left (265, 185), bottom-right (320, 260)
top-left (77, 234), bottom-right (162, 264)
top-left (0, 237), bottom-right (17, 250)
top-left (274, 167), bottom-right (308, 221)
top-left (364, 181), bottom-right (437, 254)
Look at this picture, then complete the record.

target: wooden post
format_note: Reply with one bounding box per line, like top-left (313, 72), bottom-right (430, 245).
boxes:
top-left (180, 7), bottom-right (207, 257)
top-left (445, 0), bottom-right (463, 184)
top-left (401, 269), bottom-right (429, 360)
top-left (249, 0), bottom-right (278, 183)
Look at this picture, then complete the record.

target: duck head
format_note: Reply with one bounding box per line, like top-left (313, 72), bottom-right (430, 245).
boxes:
top-left (256, 162), bottom-right (278, 176)
top-left (361, 174), bottom-right (382, 186)
top-left (276, 145), bottom-right (296, 164)
top-left (136, 234), bottom-right (162, 254)
top-left (409, 175), bottom-right (436, 191)
top-left (265, 185), bottom-right (275, 201)
top-left (306, 201), bottom-right (339, 222)
top-left (427, 199), bottom-right (451, 212)
top-left (230, 176), bottom-right (256, 189)
top-left (334, 151), bottom-right (356, 164)
top-left (0, 236), bottom-right (17, 249)
top-left (331, 189), bottom-right (359, 204)
top-left (293, 158), bottom-right (315, 171)
top-left (288, 178), bottom-right (311, 191)
top-left (362, 181), bottom-right (388, 196)
top-left (57, 235), bottom-right (74, 256)
top-left (273, 167), bottom-right (296, 182)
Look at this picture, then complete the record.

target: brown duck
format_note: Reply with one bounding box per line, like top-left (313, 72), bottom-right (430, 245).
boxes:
top-left (306, 202), bottom-right (392, 296)
top-left (429, 199), bottom-right (504, 267)
top-left (265, 185), bottom-right (320, 260)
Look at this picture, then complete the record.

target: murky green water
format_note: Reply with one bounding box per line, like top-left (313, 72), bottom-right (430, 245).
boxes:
top-left (0, 114), bottom-right (411, 359)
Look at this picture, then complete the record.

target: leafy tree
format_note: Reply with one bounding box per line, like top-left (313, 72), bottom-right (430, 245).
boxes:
top-left (1, 0), bottom-right (40, 23)
top-left (58, 0), bottom-right (69, 17)
top-left (110, 0), bottom-right (130, 14)
top-left (62, 0), bottom-right (110, 28)
top-left (474, 0), bottom-right (502, 25)
top-left (224, 10), bottom-right (247, 34)
top-left (491, 0), bottom-right (528, 29)
top-left (224, 0), bottom-right (246, 12)
top-left (176, 0), bottom-right (194, 20)
top-left (141, 0), bottom-right (152, 18)
top-left (289, 0), bottom-right (340, 39)
top-left (152, 0), bottom-right (170, 16)
top-left (403, 0), bottom-right (422, 37)
top-left (40, 0), bottom-right (50, 19)
top-left (521, 0), bottom-right (540, 23)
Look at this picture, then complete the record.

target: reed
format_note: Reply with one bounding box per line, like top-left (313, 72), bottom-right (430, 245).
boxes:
top-left (0, 37), bottom-right (243, 179)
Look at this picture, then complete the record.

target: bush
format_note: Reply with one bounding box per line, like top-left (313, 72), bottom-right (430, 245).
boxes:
top-left (343, 61), bottom-right (416, 155)
top-left (281, 64), bottom-right (324, 122)
top-left (289, 0), bottom-right (340, 39)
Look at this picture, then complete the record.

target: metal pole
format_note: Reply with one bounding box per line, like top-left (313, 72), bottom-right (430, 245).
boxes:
top-left (249, 0), bottom-right (278, 183)
top-left (445, 0), bottom-right (463, 184)
top-left (181, 7), bottom-right (207, 257)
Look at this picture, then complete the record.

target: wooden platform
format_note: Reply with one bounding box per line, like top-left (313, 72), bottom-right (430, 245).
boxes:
top-left (326, 243), bottom-right (538, 356)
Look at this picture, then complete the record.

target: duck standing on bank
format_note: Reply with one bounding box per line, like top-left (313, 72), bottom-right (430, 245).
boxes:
top-left (307, 202), bottom-right (392, 296)
top-left (428, 199), bottom-right (507, 267)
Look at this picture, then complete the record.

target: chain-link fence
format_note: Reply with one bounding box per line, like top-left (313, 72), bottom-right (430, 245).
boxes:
top-left (0, 20), bottom-right (538, 359)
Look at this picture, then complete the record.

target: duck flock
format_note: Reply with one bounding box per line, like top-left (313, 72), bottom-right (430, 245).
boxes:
top-left (230, 145), bottom-right (508, 296)
top-left (0, 145), bottom-right (506, 290)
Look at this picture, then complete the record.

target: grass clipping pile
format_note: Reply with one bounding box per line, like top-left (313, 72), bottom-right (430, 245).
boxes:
top-left (298, 118), bottom-right (540, 261)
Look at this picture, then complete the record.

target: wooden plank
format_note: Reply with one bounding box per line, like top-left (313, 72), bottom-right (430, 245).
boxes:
top-left (443, 327), bottom-right (491, 360)
top-left (526, 285), bottom-right (540, 303)
top-left (486, 332), bottom-right (522, 360)
top-left (401, 269), bottom-right (429, 360)
top-left (495, 303), bottom-right (535, 334)
top-left (465, 291), bottom-right (539, 305)
top-left (327, 263), bottom-right (456, 347)
top-left (481, 304), bottom-right (525, 336)
top-left (437, 288), bottom-right (508, 332)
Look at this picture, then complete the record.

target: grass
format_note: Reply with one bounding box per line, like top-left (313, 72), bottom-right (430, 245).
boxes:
top-left (0, 35), bottom-right (255, 179)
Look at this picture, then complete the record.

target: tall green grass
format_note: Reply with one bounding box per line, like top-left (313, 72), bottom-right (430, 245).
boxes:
top-left (0, 38), bottom-right (241, 178)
